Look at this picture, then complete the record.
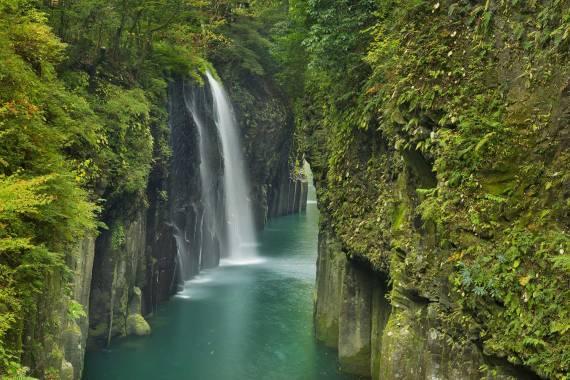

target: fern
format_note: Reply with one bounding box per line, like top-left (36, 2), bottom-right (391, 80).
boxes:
top-left (551, 254), bottom-right (570, 272)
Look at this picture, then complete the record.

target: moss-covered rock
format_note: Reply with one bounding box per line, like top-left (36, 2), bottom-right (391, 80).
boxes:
top-left (302, 1), bottom-right (569, 378)
top-left (126, 314), bottom-right (151, 336)
top-left (60, 360), bottom-right (74, 380)
top-left (314, 226), bottom-right (346, 347)
top-left (338, 261), bottom-right (373, 376)
top-left (88, 212), bottom-right (148, 347)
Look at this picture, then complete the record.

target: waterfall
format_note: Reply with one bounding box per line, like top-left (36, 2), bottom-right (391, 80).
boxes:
top-left (173, 224), bottom-right (190, 280)
top-left (206, 71), bottom-right (258, 260)
top-left (168, 90), bottom-right (190, 282)
top-left (183, 81), bottom-right (222, 270)
top-left (171, 73), bottom-right (258, 283)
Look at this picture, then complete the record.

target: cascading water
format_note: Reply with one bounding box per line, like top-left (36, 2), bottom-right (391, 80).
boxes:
top-left (171, 72), bottom-right (258, 283)
top-left (183, 82), bottom-right (222, 269)
top-left (173, 224), bottom-right (190, 281)
top-left (206, 71), bottom-right (258, 260)
top-left (168, 92), bottom-right (190, 282)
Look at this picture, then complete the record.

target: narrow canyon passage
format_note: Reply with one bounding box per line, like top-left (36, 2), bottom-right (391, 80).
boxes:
top-left (3, 2), bottom-right (568, 379)
top-left (83, 190), bottom-right (354, 380)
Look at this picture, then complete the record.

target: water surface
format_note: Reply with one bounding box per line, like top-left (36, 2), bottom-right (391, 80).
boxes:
top-left (84, 197), bottom-right (354, 380)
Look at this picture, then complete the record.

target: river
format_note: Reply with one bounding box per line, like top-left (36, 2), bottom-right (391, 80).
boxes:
top-left (83, 188), bottom-right (355, 380)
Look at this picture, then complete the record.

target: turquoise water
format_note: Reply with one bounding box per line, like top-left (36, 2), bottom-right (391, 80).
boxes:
top-left (83, 197), bottom-right (355, 380)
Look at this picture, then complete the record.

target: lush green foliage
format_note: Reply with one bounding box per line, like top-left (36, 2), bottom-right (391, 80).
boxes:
top-left (0, 1), bottom-right (99, 375)
top-left (280, 0), bottom-right (570, 378)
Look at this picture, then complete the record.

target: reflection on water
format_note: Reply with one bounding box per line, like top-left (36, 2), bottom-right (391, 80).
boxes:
top-left (83, 199), bottom-right (356, 380)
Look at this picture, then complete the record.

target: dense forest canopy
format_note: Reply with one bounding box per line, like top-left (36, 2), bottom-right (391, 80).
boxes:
top-left (0, 0), bottom-right (569, 379)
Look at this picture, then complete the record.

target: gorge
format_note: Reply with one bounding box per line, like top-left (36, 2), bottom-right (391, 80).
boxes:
top-left (0, 1), bottom-right (568, 380)
top-left (82, 178), bottom-right (349, 380)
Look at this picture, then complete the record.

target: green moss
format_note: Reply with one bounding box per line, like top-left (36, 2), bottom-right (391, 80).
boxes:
top-left (480, 170), bottom-right (516, 196)
top-left (110, 222), bottom-right (126, 251)
top-left (126, 314), bottom-right (151, 337)
top-left (391, 203), bottom-right (407, 233)
top-left (314, 314), bottom-right (339, 348)
top-left (89, 323), bottom-right (108, 339)
top-left (339, 345), bottom-right (371, 377)
top-left (60, 361), bottom-right (74, 380)
top-left (392, 171), bottom-right (411, 234)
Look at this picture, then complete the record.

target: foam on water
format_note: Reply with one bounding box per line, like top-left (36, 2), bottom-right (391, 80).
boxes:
top-left (220, 257), bottom-right (267, 267)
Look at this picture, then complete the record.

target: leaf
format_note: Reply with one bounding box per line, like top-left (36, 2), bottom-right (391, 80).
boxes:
top-left (518, 276), bottom-right (530, 286)
top-left (390, 108), bottom-right (406, 125)
top-left (0, 238), bottom-right (34, 253)
top-left (475, 132), bottom-right (496, 153)
top-left (522, 337), bottom-right (546, 348)
top-left (550, 320), bottom-right (570, 334)
top-left (551, 254), bottom-right (570, 272)
top-left (448, 3), bottom-right (459, 17)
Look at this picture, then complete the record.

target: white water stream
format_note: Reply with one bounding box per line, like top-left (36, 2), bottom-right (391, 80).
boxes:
top-left (206, 71), bottom-right (258, 261)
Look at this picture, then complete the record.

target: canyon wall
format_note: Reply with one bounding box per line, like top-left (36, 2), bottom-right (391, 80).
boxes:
top-left (299, 2), bottom-right (569, 379)
top-left (307, 125), bottom-right (552, 379)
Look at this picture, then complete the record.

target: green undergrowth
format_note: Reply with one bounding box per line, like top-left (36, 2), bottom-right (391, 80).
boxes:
top-left (0, 0), bottom-right (231, 376)
top-left (282, 0), bottom-right (570, 377)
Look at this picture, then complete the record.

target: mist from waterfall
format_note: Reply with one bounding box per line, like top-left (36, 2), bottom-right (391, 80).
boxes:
top-left (206, 71), bottom-right (258, 260)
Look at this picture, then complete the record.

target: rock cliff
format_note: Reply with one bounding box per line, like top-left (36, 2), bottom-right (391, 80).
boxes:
top-left (299, 2), bottom-right (569, 378)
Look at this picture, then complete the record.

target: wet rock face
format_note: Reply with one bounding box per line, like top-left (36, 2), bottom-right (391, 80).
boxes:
top-left (88, 210), bottom-right (149, 347)
top-left (143, 169), bottom-right (178, 314)
top-left (215, 70), bottom-right (301, 228)
top-left (338, 261), bottom-right (373, 376)
top-left (168, 79), bottom-right (212, 277)
top-left (268, 161), bottom-right (308, 218)
top-left (370, 276), bottom-right (390, 380)
top-left (63, 237), bottom-right (96, 379)
top-left (313, 222), bottom-right (541, 380)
